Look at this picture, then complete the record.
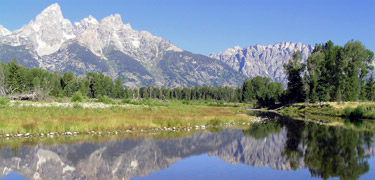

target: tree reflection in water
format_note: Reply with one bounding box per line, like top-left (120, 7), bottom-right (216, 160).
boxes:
top-left (243, 112), bottom-right (373, 180)
top-left (0, 112), bottom-right (373, 180)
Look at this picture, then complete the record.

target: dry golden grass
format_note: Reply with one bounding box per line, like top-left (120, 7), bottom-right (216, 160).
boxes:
top-left (296, 101), bottom-right (375, 110)
top-left (0, 104), bottom-right (252, 135)
top-left (326, 102), bottom-right (375, 109)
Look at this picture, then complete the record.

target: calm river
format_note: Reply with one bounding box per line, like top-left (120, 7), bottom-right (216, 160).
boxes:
top-left (1, 114), bottom-right (374, 180)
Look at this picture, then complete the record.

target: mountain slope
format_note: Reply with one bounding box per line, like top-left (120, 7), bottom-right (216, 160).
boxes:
top-left (210, 42), bottom-right (313, 86)
top-left (0, 3), bottom-right (246, 87)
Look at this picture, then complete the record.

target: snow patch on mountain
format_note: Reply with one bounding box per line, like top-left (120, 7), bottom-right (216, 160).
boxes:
top-left (0, 3), bottom-right (76, 56)
top-left (0, 25), bottom-right (11, 36)
top-left (0, 3), bottom-right (182, 60)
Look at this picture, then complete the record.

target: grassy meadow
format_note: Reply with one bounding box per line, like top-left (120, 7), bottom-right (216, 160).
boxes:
top-left (0, 99), bottom-right (252, 135)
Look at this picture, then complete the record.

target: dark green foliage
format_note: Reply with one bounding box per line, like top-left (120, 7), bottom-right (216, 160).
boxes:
top-left (342, 105), bottom-right (375, 121)
top-left (6, 58), bottom-right (23, 94)
top-left (113, 78), bottom-right (124, 99)
top-left (302, 124), bottom-right (369, 179)
top-left (242, 122), bottom-right (282, 139)
top-left (284, 50), bottom-right (306, 104)
top-left (0, 57), bottom-right (272, 104)
top-left (71, 92), bottom-right (84, 102)
top-left (365, 73), bottom-right (375, 101)
top-left (242, 76), bottom-right (285, 107)
top-left (286, 40), bottom-right (374, 105)
top-left (97, 95), bottom-right (115, 104)
top-left (351, 106), bottom-right (365, 120)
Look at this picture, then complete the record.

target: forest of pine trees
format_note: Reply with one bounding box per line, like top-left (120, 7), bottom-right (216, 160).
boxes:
top-left (0, 58), bottom-right (244, 102)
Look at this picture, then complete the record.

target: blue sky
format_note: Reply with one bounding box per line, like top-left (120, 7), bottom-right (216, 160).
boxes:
top-left (0, 0), bottom-right (374, 55)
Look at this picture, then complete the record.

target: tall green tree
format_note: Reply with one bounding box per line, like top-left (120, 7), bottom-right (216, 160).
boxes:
top-left (284, 50), bottom-right (306, 104)
top-left (0, 63), bottom-right (6, 96)
top-left (365, 73), bottom-right (375, 101)
top-left (342, 40), bottom-right (374, 101)
top-left (113, 77), bottom-right (124, 99)
top-left (6, 58), bottom-right (22, 94)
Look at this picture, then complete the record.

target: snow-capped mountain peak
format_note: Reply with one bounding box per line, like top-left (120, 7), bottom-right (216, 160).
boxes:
top-left (35, 3), bottom-right (64, 23)
top-left (0, 3), bottom-right (253, 88)
top-left (100, 14), bottom-right (132, 30)
top-left (74, 15), bottom-right (99, 33)
top-left (81, 15), bottom-right (99, 26)
top-left (0, 25), bottom-right (11, 36)
top-left (0, 3), bottom-right (76, 56)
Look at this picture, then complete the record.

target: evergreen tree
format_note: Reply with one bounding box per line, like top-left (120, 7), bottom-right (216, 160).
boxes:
top-left (6, 58), bottom-right (22, 94)
top-left (242, 78), bottom-right (254, 102)
top-left (284, 50), bottom-right (306, 104)
top-left (113, 77), bottom-right (124, 99)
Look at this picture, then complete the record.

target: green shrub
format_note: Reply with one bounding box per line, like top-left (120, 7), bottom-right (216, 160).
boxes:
top-left (343, 107), bottom-right (353, 117)
top-left (121, 99), bottom-right (131, 104)
top-left (71, 92), bottom-right (84, 102)
top-left (98, 95), bottom-right (115, 104)
top-left (0, 96), bottom-right (10, 108)
top-left (344, 105), bottom-right (364, 122)
top-left (351, 106), bottom-right (365, 119)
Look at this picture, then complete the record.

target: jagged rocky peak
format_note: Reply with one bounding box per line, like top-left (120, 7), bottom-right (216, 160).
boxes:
top-left (0, 3), bottom-right (76, 56)
top-left (210, 42), bottom-right (313, 86)
top-left (35, 3), bottom-right (64, 22)
top-left (74, 15), bottom-right (99, 32)
top-left (100, 14), bottom-right (131, 29)
top-left (0, 25), bottom-right (11, 36)
top-left (30, 3), bottom-right (75, 56)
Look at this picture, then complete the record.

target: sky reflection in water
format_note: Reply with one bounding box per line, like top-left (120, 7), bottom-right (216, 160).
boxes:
top-left (1, 114), bottom-right (375, 180)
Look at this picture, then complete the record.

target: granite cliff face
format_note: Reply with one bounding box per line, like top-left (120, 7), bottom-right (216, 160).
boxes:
top-left (210, 42), bottom-right (313, 86)
top-left (0, 3), bottom-right (245, 87)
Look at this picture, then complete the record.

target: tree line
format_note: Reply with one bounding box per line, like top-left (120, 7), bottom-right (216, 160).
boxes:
top-left (283, 40), bottom-right (374, 105)
top-left (0, 59), bottom-right (244, 102)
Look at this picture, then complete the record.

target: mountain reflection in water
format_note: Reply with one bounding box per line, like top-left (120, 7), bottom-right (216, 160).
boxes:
top-left (0, 114), bottom-right (374, 180)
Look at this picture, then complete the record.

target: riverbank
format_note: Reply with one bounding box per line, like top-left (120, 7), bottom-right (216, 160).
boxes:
top-left (0, 100), bottom-right (252, 136)
top-left (279, 102), bottom-right (375, 131)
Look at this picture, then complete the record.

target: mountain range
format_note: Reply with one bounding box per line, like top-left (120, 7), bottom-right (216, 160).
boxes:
top-left (0, 3), bottom-right (313, 87)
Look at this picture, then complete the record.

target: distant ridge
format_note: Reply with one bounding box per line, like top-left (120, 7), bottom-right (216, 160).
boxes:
top-left (210, 42), bottom-right (313, 86)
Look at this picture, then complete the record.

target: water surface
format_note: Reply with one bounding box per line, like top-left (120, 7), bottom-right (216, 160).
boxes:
top-left (1, 114), bottom-right (374, 180)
